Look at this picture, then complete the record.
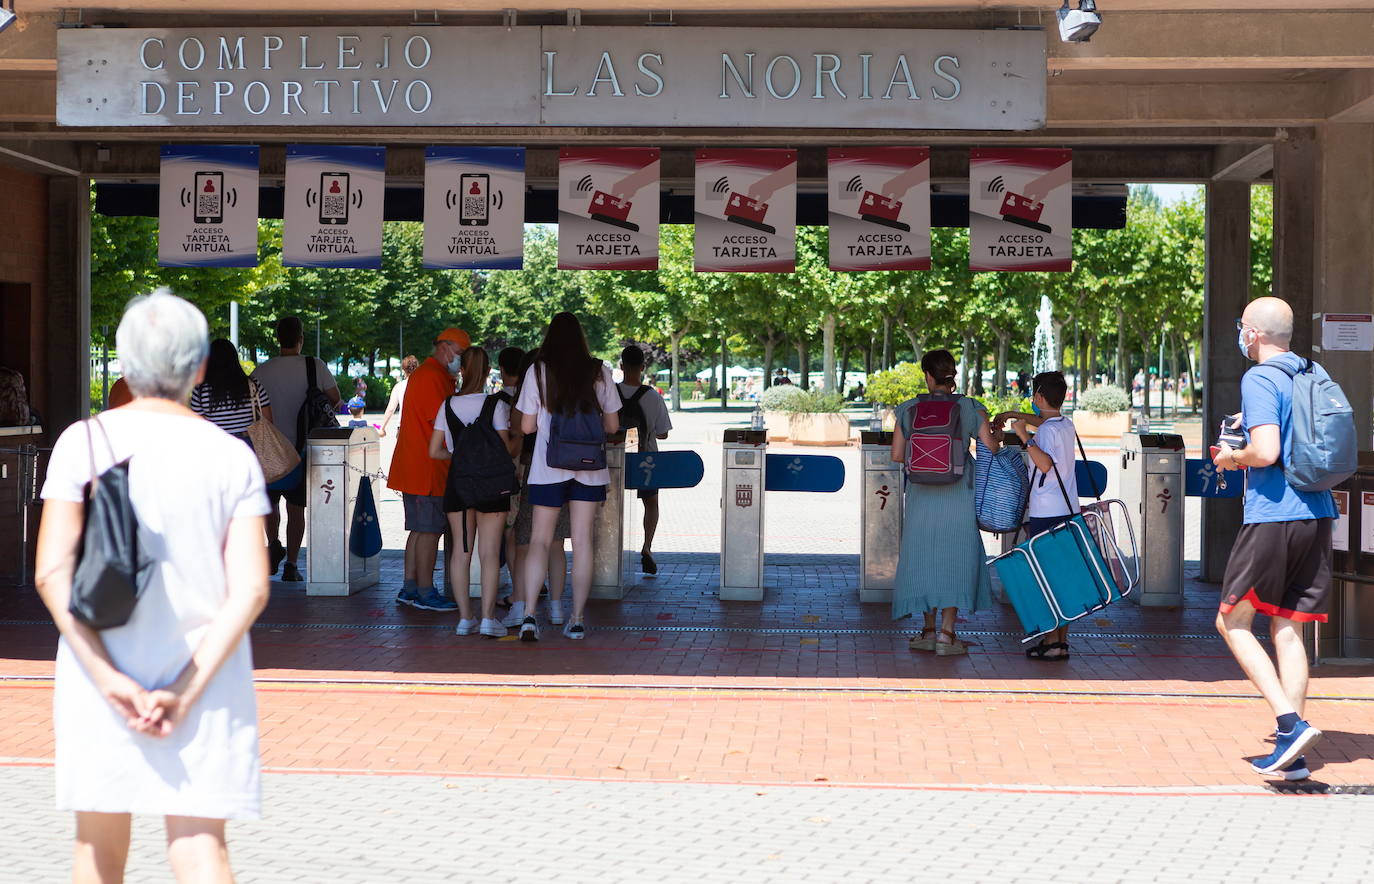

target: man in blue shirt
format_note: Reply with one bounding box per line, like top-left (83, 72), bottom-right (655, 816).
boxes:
top-left (1214, 297), bottom-right (1336, 781)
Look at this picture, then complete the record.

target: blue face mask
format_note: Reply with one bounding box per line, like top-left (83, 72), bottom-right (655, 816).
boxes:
top-left (1031, 402), bottom-right (1042, 417)
top-left (1238, 328), bottom-right (1252, 361)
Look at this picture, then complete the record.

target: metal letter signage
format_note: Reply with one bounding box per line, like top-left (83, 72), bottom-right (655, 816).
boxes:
top-left (58, 27), bottom-right (1045, 130)
top-left (423, 147), bottom-right (525, 270)
top-left (968, 148), bottom-right (1073, 272)
top-left (695, 149), bottom-right (797, 273)
top-left (558, 148), bottom-right (660, 270)
top-left (283, 144), bottom-right (385, 269)
top-left (827, 147), bottom-right (931, 271)
top-left (158, 144), bottom-right (259, 267)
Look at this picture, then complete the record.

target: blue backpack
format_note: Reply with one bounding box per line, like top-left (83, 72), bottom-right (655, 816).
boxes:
top-left (546, 408), bottom-right (607, 471)
top-left (974, 440), bottom-right (1029, 534)
top-left (1258, 357), bottom-right (1357, 492)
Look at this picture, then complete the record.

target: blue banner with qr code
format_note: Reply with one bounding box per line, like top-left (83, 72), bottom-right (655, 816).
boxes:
top-left (283, 144), bottom-right (386, 269)
top-left (158, 145), bottom-right (260, 267)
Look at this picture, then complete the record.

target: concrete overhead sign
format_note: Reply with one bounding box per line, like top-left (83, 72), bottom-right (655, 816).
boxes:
top-left (57, 27), bottom-right (1046, 130)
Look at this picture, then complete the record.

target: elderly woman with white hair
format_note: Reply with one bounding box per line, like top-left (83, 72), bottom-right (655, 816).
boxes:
top-left (34, 289), bottom-right (270, 882)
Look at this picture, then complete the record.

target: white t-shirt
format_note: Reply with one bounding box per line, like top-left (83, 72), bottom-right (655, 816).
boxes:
top-left (432, 393), bottom-right (511, 453)
top-left (41, 410), bottom-right (269, 818)
top-left (251, 355), bottom-right (339, 448)
top-left (1028, 415), bottom-right (1080, 518)
top-left (516, 363), bottom-right (621, 486)
top-left (616, 381), bottom-right (673, 453)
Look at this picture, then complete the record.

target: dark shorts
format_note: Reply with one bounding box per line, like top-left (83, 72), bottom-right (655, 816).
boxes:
top-left (636, 488), bottom-right (659, 500)
top-left (1221, 518), bottom-right (1334, 623)
top-left (1026, 514), bottom-right (1073, 536)
top-left (528, 480), bottom-right (607, 508)
top-left (268, 470), bottom-right (307, 509)
top-left (402, 493), bottom-right (447, 533)
top-left (444, 497), bottom-right (512, 516)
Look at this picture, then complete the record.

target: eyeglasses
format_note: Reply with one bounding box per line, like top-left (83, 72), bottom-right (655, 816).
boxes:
top-left (1235, 319), bottom-right (1249, 332)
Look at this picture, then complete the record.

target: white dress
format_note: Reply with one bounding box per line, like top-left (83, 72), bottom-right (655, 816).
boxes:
top-left (41, 410), bottom-right (270, 819)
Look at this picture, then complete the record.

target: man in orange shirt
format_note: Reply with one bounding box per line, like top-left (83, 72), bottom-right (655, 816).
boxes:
top-left (389, 327), bottom-right (468, 610)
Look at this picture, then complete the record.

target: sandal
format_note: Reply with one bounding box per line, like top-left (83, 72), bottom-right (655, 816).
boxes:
top-left (908, 627), bottom-right (938, 652)
top-left (1026, 640), bottom-right (1070, 661)
top-left (935, 629), bottom-right (967, 656)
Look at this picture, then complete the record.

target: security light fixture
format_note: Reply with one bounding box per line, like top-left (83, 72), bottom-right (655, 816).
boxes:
top-left (0, 2), bottom-right (16, 35)
top-left (1057, 0), bottom-right (1101, 43)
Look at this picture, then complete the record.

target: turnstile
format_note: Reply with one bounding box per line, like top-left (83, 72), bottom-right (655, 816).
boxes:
top-left (1321, 459), bottom-right (1374, 660)
top-left (859, 431), bottom-right (902, 603)
top-left (305, 426), bottom-right (382, 596)
top-left (590, 437), bottom-right (629, 599)
top-left (721, 429), bottom-right (767, 600)
top-left (1119, 432), bottom-right (1185, 606)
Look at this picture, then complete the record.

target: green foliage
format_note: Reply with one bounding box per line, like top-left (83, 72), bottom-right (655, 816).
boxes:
top-left (865, 363), bottom-right (928, 408)
top-left (1079, 385), bottom-right (1131, 414)
top-left (352, 376), bottom-right (395, 410)
top-left (760, 384), bottom-right (807, 412)
top-left (975, 394), bottom-right (1032, 418)
top-left (785, 390), bottom-right (846, 414)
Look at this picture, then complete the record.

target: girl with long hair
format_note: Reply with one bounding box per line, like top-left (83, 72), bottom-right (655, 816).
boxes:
top-left (190, 338), bottom-right (272, 438)
top-left (512, 313), bottom-right (620, 641)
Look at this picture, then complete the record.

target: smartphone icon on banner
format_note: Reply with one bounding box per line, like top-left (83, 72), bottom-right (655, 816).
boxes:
top-left (460, 173), bottom-right (489, 226)
top-left (319, 172), bottom-right (350, 226)
top-left (194, 171), bottom-right (224, 225)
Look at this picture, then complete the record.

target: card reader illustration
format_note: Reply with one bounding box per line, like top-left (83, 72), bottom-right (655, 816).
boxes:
top-left (722, 163), bottom-right (793, 236)
top-left (992, 158), bottom-right (1071, 235)
top-left (588, 190), bottom-right (638, 232)
top-left (856, 161), bottom-right (927, 232)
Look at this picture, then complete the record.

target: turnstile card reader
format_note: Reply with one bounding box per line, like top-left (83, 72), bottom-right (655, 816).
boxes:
top-left (859, 431), bottom-right (902, 603)
top-left (721, 430), bottom-right (767, 600)
top-left (1120, 432), bottom-right (1185, 607)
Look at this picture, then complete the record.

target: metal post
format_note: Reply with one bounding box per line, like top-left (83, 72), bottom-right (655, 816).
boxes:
top-left (230, 301), bottom-right (239, 348)
top-left (590, 438), bottom-right (628, 599)
top-left (100, 328), bottom-right (109, 411)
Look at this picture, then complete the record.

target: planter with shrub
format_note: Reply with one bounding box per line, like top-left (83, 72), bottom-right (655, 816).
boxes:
top-left (782, 391), bottom-right (852, 446)
top-left (760, 384), bottom-right (807, 441)
top-left (1073, 385), bottom-right (1131, 439)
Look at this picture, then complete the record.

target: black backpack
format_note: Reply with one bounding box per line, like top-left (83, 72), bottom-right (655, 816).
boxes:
top-left (443, 395), bottom-right (519, 517)
top-left (617, 384), bottom-right (651, 446)
top-left (295, 357), bottom-right (337, 451)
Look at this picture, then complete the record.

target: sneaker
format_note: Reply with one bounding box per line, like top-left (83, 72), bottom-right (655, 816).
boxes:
top-left (563, 620), bottom-right (586, 640)
top-left (1251, 720), bottom-right (1322, 774)
top-left (268, 540), bottom-right (285, 576)
top-left (480, 618), bottom-right (508, 638)
top-left (1279, 756), bottom-right (1310, 781)
top-left (281, 562), bottom-right (304, 582)
top-left (396, 585), bottom-right (421, 608)
top-left (519, 616), bottom-right (540, 643)
top-left (500, 601), bottom-right (527, 628)
top-left (548, 600), bottom-right (564, 625)
top-left (414, 589), bottom-right (458, 612)
top-left (641, 551), bottom-right (658, 575)
top-left (454, 619), bottom-right (479, 636)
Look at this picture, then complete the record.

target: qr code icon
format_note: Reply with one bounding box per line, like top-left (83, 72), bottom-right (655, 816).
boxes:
top-left (322, 194), bottom-right (346, 218)
top-left (196, 193), bottom-right (219, 216)
top-left (463, 196), bottom-right (484, 216)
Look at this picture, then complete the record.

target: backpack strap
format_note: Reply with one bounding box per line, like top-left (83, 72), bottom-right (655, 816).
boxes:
top-left (1048, 458), bottom-right (1077, 517)
top-left (304, 355), bottom-right (320, 392)
top-left (494, 389), bottom-right (514, 407)
top-left (629, 385), bottom-right (651, 404)
top-left (478, 393), bottom-right (501, 425)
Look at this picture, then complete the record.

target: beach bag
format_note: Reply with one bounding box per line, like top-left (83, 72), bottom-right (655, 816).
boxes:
top-left (349, 476), bottom-right (383, 558)
top-left (974, 440), bottom-right (1029, 534)
top-left (444, 395), bottom-right (519, 510)
top-left (68, 419), bottom-right (155, 630)
top-left (1257, 358), bottom-right (1357, 492)
top-left (295, 357), bottom-right (337, 452)
top-left (904, 393), bottom-right (965, 485)
top-left (547, 408), bottom-right (607, 471)
top-left (245, 381), bottom-right (301, 484)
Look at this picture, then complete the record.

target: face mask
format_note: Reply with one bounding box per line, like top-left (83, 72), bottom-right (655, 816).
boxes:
top-left (1031, 401), bottom-right (1042, 417)
top-left (446, 352), bottom-right (462, 374)
top-left (1237, 328), bottom-right (1252, 361)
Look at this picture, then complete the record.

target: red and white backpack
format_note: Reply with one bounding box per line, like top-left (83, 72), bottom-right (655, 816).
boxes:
top-left (905, 393), bottom-right (965, 485)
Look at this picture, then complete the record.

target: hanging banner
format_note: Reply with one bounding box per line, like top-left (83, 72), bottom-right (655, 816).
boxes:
top-left (695, 149), bottom-right (796, 273)
top-left (158, 145), bottom-right (259, 268)
top-left (558, 148), bottom-right (660, 271)
top-left (283, 144), bottom-right (386, 269)
top-left (827, 147), bottom-right (930, 272)
top-left (423, 147), bottom-right (525, 270)
top-left (968, 148), bottom-right (1072, 273)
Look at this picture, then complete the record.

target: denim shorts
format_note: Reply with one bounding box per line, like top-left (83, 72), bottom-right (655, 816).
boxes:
top-left (402, 493), bottom-right (447, 533)
top-left (527, 479), bottom-right (607, 508)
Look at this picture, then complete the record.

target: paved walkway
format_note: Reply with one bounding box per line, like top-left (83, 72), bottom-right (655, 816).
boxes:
top-left (1, 409), bottom-right (1370, 881)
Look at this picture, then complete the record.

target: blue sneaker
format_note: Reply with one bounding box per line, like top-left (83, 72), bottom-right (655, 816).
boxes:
top-left (396, 585), bottom-right (421, 608)
top-left (1252, 720), bottom-right (1322, 774)
top-left (1280, 756), bottom-right (1310, 781)
top-left (413, 589), bottom-right (459, 612)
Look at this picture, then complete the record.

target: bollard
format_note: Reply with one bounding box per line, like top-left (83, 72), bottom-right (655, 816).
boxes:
top-left (305, 426), bottom-right (382, 597)
top-left (859, 431), bottom-right (903, 603)
top-left (1119, 432), bottom-right (1185, 606)
top-left (720, 429), bottom-right (767, 600)
top-left (590, 436), bottom-right (628, 599)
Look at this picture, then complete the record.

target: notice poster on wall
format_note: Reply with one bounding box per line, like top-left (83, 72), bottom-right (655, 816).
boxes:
top-left (1362, 492), bottom-right (1374, 555)
top-left (158, 145), bottom-right (260, 267)
top-left (283, 144), bottom-right (385, 269)
top-left (1332, 490), bottom-right (1350, 553)
top-left (968, 148), bottom-right (1072, 272)
top-left (558, 148), bottom-right (660, 270)
top-left (423, 147), bottom-right (525, 270)
top-left (827, 147), bottom-right (930, 271)
top-left (695, 149), bottom-right (796, 273)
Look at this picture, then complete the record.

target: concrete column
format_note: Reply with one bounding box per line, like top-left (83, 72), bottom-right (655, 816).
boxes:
top-left (1199, 181), bottom-right (1250, 582)
top-left (1314, 124), bottom-right (1374, 447)
top-left (1272, 129), bottom-right (1317, 356)
top-left (45, 175), bottom-right (90, 432)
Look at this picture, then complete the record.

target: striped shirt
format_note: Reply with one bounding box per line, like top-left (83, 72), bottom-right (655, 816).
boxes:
top-left (190, 378), bottom-right (271, 436)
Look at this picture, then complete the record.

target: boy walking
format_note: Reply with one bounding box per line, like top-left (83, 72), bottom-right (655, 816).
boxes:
top-left (1214, 296), bottom-right (1338, 779)
top-left (618, 346), bottom-right (673, 574)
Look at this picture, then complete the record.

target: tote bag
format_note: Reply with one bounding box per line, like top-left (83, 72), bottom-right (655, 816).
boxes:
top-left (245, 381), bottom-right (301, 484)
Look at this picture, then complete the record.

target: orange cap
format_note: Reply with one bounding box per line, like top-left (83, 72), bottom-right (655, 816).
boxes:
top-left (435, 328), bottom-right (470, 349)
